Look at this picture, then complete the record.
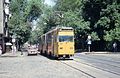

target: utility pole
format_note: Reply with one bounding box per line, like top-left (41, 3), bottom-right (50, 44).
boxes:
top-left (54, 11), bottom-right (64, 26)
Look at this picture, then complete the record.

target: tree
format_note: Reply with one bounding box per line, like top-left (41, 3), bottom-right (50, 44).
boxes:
top-left (9, 0), bottom-right (120, 51)
top-left (8, 0), bottom-right (44, 49)
top-left (79, 0), bottom-right (120, 50)
top-left (53, 0), bottom-right (120, 51)
top-left (25, 0), bottom-right (44, 22)
top-left (28, 4), bottom-right (55, 44)
top-left (53, 0), bottom-right (90, 50)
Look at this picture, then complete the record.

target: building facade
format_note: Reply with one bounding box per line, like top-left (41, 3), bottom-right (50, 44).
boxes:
top-left (0, 0), bottom-right (10, 53)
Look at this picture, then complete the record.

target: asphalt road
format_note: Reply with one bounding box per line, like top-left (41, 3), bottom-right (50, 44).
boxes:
top-left (73, 53), bottom-right (120, 78)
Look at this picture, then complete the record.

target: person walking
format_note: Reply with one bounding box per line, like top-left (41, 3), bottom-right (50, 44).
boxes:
top-left (12, 44), bottom-right (16, 54)
top-left (0, 45), bottom-right (2, 55)
top-left (113, 42), bottom-right (117, 52)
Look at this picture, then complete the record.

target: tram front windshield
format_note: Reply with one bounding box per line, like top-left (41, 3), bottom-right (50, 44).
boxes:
top-left (59, 36), bottom-right (74, 42)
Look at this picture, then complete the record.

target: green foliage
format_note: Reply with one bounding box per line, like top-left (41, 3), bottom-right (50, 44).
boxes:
top-left (26, 0), bottom-right (44, 21)
top-left (9, 0), bottom-right (120, 50)
top-left (9, 0), bottom-right (43, 45)
top-left (54, 0), bottom-right (82, 11)
top-left (95, 17), bottom-right (110, 29)
top-left (104, 27), bottom-right (120, 41)
top-left (28, 4), bottom-right (55, 44)
top-left (53, 0), bottom-right (120, 50)
top-left (82, 0), bottom-right (120, 41)
top-left (40, 6), bottom-right (58, 33)
top-left (91, 32), bottom-right (100, 40)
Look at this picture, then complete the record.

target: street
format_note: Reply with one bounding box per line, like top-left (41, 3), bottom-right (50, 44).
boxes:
top-left (1, 0), bottom-right (120, 78)
top-left (0, 52), bottom-right (90, 78)
top-left (0, 52), bottom-right (120, 78)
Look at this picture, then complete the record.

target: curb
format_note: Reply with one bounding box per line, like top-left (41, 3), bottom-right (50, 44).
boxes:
top-left (0, 52), bottom-right (25, 57)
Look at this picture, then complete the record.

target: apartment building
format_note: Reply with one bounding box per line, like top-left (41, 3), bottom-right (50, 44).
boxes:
top-left (0, 0), bottom-right (10, 53)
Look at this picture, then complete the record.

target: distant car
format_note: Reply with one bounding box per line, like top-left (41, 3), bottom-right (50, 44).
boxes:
top-left (27, 46), bottom-right (38, 55)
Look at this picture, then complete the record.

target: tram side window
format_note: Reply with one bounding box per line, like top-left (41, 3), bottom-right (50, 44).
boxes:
top-left (59, 36), bottom-right (73, 42)
top-left (47, 34), bottom-right (52, 43)
top-left (54, 35), bottom-right (58, 42)
top-left (42, 36), bottom-right (45, 44)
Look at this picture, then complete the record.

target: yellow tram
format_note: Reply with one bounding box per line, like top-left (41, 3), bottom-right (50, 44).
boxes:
top-left (38, 27), bottom-right (74, 58)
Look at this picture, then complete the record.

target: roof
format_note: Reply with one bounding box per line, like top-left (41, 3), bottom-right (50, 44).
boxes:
top-left (41, 27), bottom-right (73, 38)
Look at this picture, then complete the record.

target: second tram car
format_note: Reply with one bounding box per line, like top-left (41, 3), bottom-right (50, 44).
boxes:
top-left (38, 27), bottom-right (74, 58)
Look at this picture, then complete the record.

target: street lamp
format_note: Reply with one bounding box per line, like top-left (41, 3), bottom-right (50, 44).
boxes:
top-left (87, 35), bottom-right (92, 52)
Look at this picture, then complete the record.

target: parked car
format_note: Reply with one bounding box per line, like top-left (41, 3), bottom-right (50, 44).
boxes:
top-left (27, 46), bottom-right (38, 55)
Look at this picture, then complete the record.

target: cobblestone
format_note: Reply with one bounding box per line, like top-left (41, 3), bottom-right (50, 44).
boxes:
top-left (0, 53), bottom-right (89, 78)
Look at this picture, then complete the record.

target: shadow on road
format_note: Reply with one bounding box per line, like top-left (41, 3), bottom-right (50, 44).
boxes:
top-left (39, 53), bottom-right (73, 60)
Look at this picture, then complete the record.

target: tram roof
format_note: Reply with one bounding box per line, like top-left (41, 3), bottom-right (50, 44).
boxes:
top-left (41, 27), bottom-right (73, 37)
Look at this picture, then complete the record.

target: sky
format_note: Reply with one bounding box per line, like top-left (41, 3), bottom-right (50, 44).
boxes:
top-left (44, 0), bottom-right (55, 6)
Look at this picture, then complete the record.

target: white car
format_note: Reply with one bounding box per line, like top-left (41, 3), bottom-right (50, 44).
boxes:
top-left (27, 46), bottom-right (38, 55)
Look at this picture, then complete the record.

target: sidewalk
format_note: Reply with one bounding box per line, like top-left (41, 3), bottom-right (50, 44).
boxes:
top-left (0, 51), bottom-right (25, 57)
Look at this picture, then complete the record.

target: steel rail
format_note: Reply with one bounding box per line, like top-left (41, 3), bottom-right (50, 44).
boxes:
top-left (59, 60), bottom-right (96, 78)
top-left (74, 59), bottom-right (120, 76)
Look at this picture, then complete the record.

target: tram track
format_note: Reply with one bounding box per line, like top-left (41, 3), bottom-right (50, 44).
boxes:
top-left (59, 60), bottom-right (96, 78)
top-left (58, 59), bottom-right (120, 78)
top-left (74, 59), bottom-right (120, 76)
top-left (77, 54), bottom-right (120, 64)
top-left (74, 55), bottom-right (120, 76)
top-left (75, 55), bottom-right (120, 68)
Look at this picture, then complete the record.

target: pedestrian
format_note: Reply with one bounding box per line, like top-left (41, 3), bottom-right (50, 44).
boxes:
top-left (12, 44), bottom-right (16, 54)
top-left (113, 42), bottom-right (117, 52)
top-left (0, 45), bottom-right (2, 55)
